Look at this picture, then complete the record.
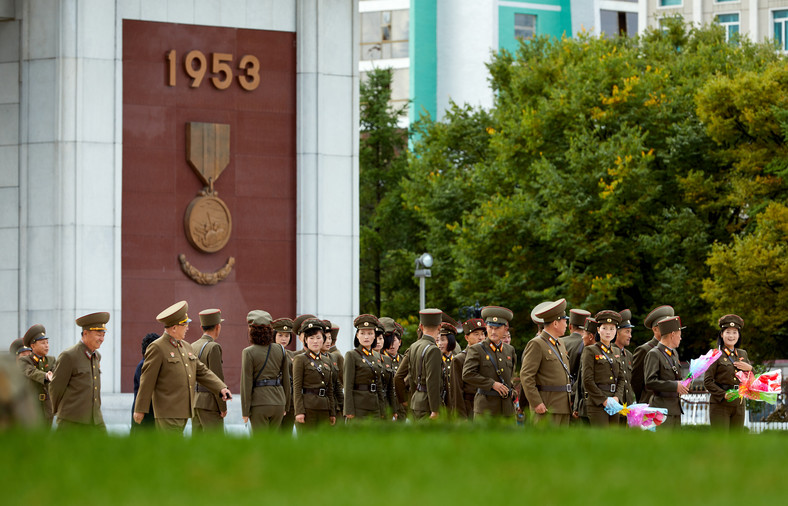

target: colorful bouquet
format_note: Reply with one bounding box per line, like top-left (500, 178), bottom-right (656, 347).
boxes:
top-left (725, 370), bottom-right (782, 404)
top-left (604, 399), bottom-right (669, 431)
top-left (679, 349), bottom-right (722, 389)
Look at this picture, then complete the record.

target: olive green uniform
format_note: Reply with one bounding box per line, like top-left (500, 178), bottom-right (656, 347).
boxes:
top-left (704, 347), bottom-right (749, 430)
top-left (632, 337), bottom-right (658, 403)
top-left (463, 338), bottom-right (516, 418)
top-left (191, 334), bottom-right (226, 431)
top-left (561, 332), bottom-right (584, 381)
top-left (383, 350), bottom-right (407, 420)
top-left (520, 331), bottom-right (572, 425)
top-left (134, 333), bottom-right (227, 432)
top-left (395, 334), bottom-right (442, 419)
top-left (343, 347), bottom-right (386, 419)
top-left (323, 351), bottom-right (344, 418)
top-left (293, 351), bottom-right (335, 426)
top-left (379, 350), bottom-right (398, 419)
top-left (19, 353), bottom-right (56, 426)
top-left (49, 341), bottom-right (104, 429)
top-left (240, 343), bottom-right (290, 430)
top-left (441, 352), bottom-right (455, 411)
top-left (644, 343), bottom-right (682, 428)
top-left (581, 343), bottom-right (626, 426)
top-left (616, 345), bottom-right (636, 406)
top-left (281, 349), bottom-right (296, 433)
top-left (450, 350), bottom-right (475, 419)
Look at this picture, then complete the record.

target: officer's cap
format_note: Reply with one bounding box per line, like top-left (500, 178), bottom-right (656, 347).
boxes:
top-left (618, 309), bottom-right (635, 329)
top-left (595, 310), bottom-right (622, 327)
top-left (481, 306), bottom-right (513, 327)
top-left (462, 318), bottom-right (486, 334)
top-left (530, 301), bottom-right (553, 325)
top-left (583, 318), bottom-right (598, 334)
top-left (378, 317), bottom-right (397, 333)
top-left (9, 338), bottom-right (30, 355)
top-left (198, 309), bottom-right (224, 327)
top-left (272, 317), bottom-right (295, 334)
top-left (76, 312), bottom-right (110, 332)
top-left (568, 308), bottom-right (591, 327)
top-left (354, 314), bottom-right (380, 330)
top-left (657, 316), bottom-right (685, 335)
top-left (643, 305), bottom-right (674, 329)
top-left (535, 299), bottom-right (568, 323)
top-left (299, 318), bottom-right (325, 334)
top-left (418, 309), bottom-right (442, 328)
top-left (718, 314), bottom-right (743, 331)
top-left (247, 310), bottom-right (272, 327)
top-left (22, 324), bottom-right (47, 347)
top-left (157, 301), bottom-right (190, 327)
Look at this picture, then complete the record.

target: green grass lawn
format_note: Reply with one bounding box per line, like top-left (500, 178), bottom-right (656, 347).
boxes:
top-left (2, 423), bottom-right (786, 505)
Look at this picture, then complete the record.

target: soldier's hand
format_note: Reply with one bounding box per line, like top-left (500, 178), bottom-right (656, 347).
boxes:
top-left (220, 411), bottom-right (227, 418)
top-left (534, 403), bottom-right (547, 414)
top-left (492, 382), bottom-right (509, 397)
top-left (572, 411), bottom-right (579, 419)
top-left (243, 416), bottom-right (249, 424)
top-left (220, 388), bottom-right (232, 400)
top-left (346, 414), bottom-right (355, 420)
top-left (45, 371), bottom-right (54, 382)
top-left (295, 414), bottom-right (305, 423)
top-left (429, 411), bottom-right (439, 419)
top-left (734, 360), bottom-right (752, 372)
top-left (329, 416), bottom-right (336, 425)
top-left (133, 412), bottom-right (144, 424)
top-left (677, 383), bottom-right (690, 395)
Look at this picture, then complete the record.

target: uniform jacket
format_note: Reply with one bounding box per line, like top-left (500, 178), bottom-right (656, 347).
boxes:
top-left (463, 337), bottom-right (516, 416)
top-left (240, 343), bottom-right (290, 417)
top-left (379, 350), bottom-right (397, 413)
top-left (323, 351), bottom-right (344, 414)
top-left (191, 335), bottom-right (227, 412)
top-left (293, 351), bottom-right (335, 416)
top-left (632, 336), bottom-right (659, 402)
top-left (450, 350), bottom-right (475, 417)
top-left (134, 333), bottom-right (227, 419)
top-left (520, 331), bottom-right (571, 415)
top-left (20, 353), bottom-right (56, 417)
top-left (561, 332), bottom-right (584, 380)
top-left (616, 345), bottom-right (636, 405)
top-left (329, 347), bottom-right (345, 386)
top-left (644, 343), bottom-right (682, 415)
top-left (343, 346), bottom-right (386, 417)
top-left (581, 342), bottom-right (627, 410)
top-left (400, 335), bottom-right (442, 414)
top-left (704, 347), bottom-right (750, 406)
top-left (49, 341), bottom-right (103, 425)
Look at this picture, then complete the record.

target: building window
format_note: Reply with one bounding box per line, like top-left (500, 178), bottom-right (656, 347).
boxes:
top-left (715, 13), bottom-right (740, 42)
top-left (658, 0), bottom-right (682, 6)
top-left (361, 9), bottom-right (409, 61)
top-left (600, 10), bottom-right (638, 38)
top-left (514, 13), bottom-right (536, 40)
top-left (775, 10), bottom-right (788, 51)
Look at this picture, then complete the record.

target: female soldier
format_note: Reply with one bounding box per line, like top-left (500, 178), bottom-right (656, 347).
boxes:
top-left (581, 310), bottom-right (626, 427)
top-left (241, 310), bottom-right (290, 431)
top-left (385, 323), bottom-right (407, 421)
top-left (320, 320), bottom-right (344, 419)
top-left (273, 317), bottom-right (297, 434)
top-left (343, 314), bottom-right (386, 420)
top-left (704, 314), bottom-right (752, 430)
top-left (292, 318), bottom-right (336, 428)
top-left (377, 317), bottom-right (399, 420)
top-left (437, 322), bottom-right (458, 410)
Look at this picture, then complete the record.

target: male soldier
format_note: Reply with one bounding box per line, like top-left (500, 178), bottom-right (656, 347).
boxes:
top-left (561, 308), bottom-right (591, 383)
top-left (320, 320), bottom-right (344, 420)
top-left (572, 318), bottom-right (597, 423)
top-left (632, 305), bottom-right (674, 403)
top-left (644, 316), bottom-right (688, 428)
top-left (462, 306), bottom-right (517, 419)
top-left (614, 309), bottom-right (637, 409)
top-left (133, 301), bottom-right (231, 432)
top-left (394, 308), bottom-right (443, 420)
top-left (451, 317), bottom-right (486, 419)
top-left (19, 324), bottom-right (57, 426)
top-left (49, 313), bottom-right (109, 430)
top-left (9, 338), bottom-right (32, 361)
top-left (520, 299), bottom-right (572, 426)
top-left (191, 309), bottom-right (227, 432)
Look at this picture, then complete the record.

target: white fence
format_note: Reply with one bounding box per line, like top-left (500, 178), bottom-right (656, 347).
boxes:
top-left (681, 393), bottom-right (788, 433)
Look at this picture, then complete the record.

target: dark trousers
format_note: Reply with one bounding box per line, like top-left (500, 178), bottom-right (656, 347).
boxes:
top-left (192, 408), bottom-right (224, 432)
top-left (709, 400), bottom-right (745, 430)
top-left (155, 418), bottom-right (187, 433)
top-left (250, 404), bottom-right (285, 431)
top-left (587, 406), bottom-right (620, 427)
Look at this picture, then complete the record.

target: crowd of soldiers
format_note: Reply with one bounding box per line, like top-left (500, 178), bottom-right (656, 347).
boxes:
top-left (3, 298), bottom-right (751, 432)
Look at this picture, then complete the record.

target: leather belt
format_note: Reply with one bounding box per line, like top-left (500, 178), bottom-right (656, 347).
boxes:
top-left (537, 384), bottom-right (572, 393)
top-left (354, 383), bottom-right (377, 392)
top-left (715, 382), bottom-right (735, 390)
top-left (654, 391), bottom-right (678, 398)
top-left (463, 392), bottom-right (475, 402)
top-left (254, 378), bottom-right (282, 387)
top-left (38, 394), bottom-right (47, 401)
top-left (302, 387), bottom-right (327, 397)
top-left (595, 383), bottom-right (616, 393)
top-left (195, 385), bottom-right (211, 393)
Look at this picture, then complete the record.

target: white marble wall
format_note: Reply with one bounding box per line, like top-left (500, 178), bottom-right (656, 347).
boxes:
top-left (2, 0), bottom-right (359, 391)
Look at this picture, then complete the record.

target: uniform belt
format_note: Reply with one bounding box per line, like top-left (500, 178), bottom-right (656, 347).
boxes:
top-left (416, 384), bottom-right (427, 392)
top-left (463, 392), bottom-right (475, 402)
top-left (302, 387), bottom-right (327, 397)
top-left (715, 382), bottom-right (735, 390)
top-left (354, 383), bottom-right (377, 392)
top-left (477, 388), bottom-right (500, 397)
top-left (254, 378), bottom-right (282, 387)
top-left (537, 384), bottom-right (572, 393)
top-left (595, 383), bottom-right (616, 393)
top-left (38, 393), bottom-right (47, 402)
top-left (654, 391), bottom-right (678, 398)
top-left (195, 385), bottom-right (211, 393)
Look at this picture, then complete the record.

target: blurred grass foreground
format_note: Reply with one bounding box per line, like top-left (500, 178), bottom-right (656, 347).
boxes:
top-left (1, 422), bottom-right (787, 506)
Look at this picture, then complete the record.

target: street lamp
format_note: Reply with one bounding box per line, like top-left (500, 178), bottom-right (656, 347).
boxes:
top-left (414, 252), bottom-right (433, 310)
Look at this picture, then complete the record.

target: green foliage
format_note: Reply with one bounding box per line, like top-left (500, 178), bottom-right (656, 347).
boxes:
top-left (400, 19), bottom-right (786, 356)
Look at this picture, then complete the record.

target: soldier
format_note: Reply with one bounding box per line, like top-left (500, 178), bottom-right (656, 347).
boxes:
top-left (614, 309), bottom-right (637, 410)
top-left (581, 310), bottom-right (626, 427)
top-left (133, 301), bottom-right (231, 432)
top-left (561, 308), bottom-right (591, 383)
top-left (328, 322), bottom-right (344, 384)
top-left (9, 338), bottom-right (32, 361)
top-left (191, 309), bottom-right (227, 432)
top-left (320, 321), bottom-right (344, 422)
top-left (572, 318), bottom-right (597, 423)
top-left (378, 317), bottom-right (400, 419)
top-left (0, 352), bottom-right (40, 429)
top-left (18, 324), bottom-right (56, 426)
top-left (274, 316), bottom-right (299, 434)
top-left (394, 309), bottom-right (443, 420)
top-left (451, 317), bottom-right (486, 419)
top-left (387, 322), bottom-right (407, 421)
top-left (462, 306), bottom-right (517, 419)
top-left (50, 313), bottom-right (109, 430)
top-left (292, 318), bottom-right (336, 427)
top-left (520, 299), bottom-right (572, 426)
top-left (644, 316), bottom-right (688, 428)
top-left (438, 314), bottom-right (460, 411)
top-left (344, 314), bottom-right (386, 420)
top-left (241, 311), bottom-right (290, 430)
top-left (131, 332), bottom-right (159, 432)
top-left (704, 314), bottom-right (752, 430)
top-left (632, 305), bottom-right (674, 403)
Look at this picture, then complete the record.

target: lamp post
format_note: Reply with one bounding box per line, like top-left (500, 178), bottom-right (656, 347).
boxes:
top-left (414, 252), bottom-right (433, 310)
